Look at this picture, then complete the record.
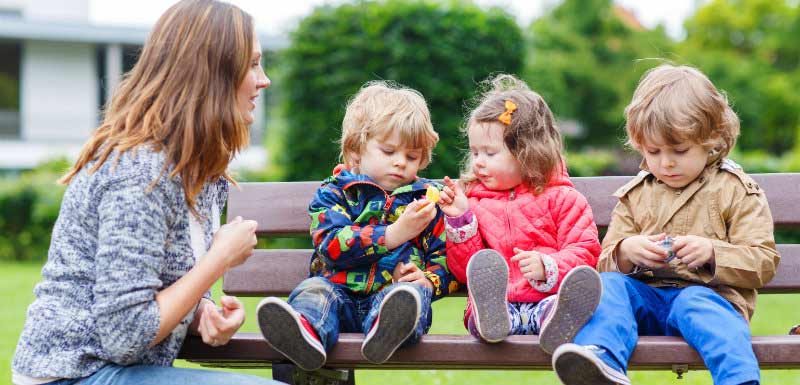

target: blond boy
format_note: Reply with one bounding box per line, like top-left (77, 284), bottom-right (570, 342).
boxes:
top-left (256, 81), bottom-right (457, 371)
top-left (552, 65), bottom-right (779, 385)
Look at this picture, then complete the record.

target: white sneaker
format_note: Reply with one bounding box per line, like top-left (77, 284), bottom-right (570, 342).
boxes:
top-left (539, 266), bottom-right (602, 354)
top-left (466, 249), bottom-right (511, 343)
top-left (361, 285), bottom-right (421, 364)
top-left (256, 297), bottom-right (326, 371)
top-left (552, 343), bottom-right (632, 385)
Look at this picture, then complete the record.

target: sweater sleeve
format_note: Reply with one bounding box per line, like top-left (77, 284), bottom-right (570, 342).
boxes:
top-left (419, 209), bottom-right (459, 300)
top-left (91, 175), bottom-right (167, 365)
top-left (544, 188), bottom-right (602, 294)
top-left (445, 208), bottom-right (485, 283)
top-left (309, 184), bottom-right (390, 270)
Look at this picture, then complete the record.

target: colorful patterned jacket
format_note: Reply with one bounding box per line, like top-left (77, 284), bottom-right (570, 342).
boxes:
top-left (308, 166), bottom-right (458, 300)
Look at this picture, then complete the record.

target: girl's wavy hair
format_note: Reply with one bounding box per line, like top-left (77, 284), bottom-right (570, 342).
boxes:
top-left (60, 0), bottom-right (255, 214)
top-left (461, 74), bottom-right (563, 193)
top-left (625, 64), bottom-right (739, 160)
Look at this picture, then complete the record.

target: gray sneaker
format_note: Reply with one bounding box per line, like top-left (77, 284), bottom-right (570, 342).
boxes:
top-left (552, 343), bottom-right (631, 385)
top-left (361, 285), bottom-right (421, 364)
top-left (257, 297), bottom-right (327, 371)
top-left (467, 249), bottom-right (511, 343)
top-left (538, 266), bottom-right (602, 354)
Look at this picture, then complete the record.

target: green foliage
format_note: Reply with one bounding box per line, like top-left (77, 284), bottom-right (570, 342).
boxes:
top-left (281, 0), bottom-right (524, 181)
top-left (525, 0), bottom-right (674, 148)
top-left (679, 0), bottom-right (800, 153)
top-left (0, 159), bottom-right (69, 262)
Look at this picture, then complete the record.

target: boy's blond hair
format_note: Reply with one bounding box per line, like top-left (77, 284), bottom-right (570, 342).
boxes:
top-left (625, 64), bottom-right (740, 159)
top-left (461, 74), bottom-right (563, 193)
top-left (340, 81), bottom-right (438, 169)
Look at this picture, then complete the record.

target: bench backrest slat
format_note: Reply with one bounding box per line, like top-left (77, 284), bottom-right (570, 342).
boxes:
top-left (228, 174), bottom-right (800, 237)
top-left (223, 244), bottom-right (800, 296)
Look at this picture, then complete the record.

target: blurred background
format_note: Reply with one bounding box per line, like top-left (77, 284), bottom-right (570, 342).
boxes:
top-left (2, 0), bottom-right (799, 384)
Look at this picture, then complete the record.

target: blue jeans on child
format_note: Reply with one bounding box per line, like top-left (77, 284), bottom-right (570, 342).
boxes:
top-left (574, 272), bottom-right (759, 385)
top-left (45, 364), bottom-right (282, 385)
top-left (288, 277), bottom-right (433, 350)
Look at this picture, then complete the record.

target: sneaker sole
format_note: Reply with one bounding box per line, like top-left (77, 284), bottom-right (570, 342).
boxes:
top-left (553, 346), bottom-right (631, 385)
top-left (539, 266), bottom-right (602, 355)
top-left (256, 298), bottom-right (326, 371)
top-left (361, 288), bottom-right (420, 364)
top-left (467, 249), bottom-right (510, 343)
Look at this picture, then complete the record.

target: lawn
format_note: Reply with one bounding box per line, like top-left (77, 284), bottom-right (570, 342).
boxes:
top-left (4, 261), bottom-right (800, 384)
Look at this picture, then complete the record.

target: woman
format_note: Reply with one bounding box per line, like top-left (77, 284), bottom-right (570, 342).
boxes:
top-left (12, 1), bottom-right (280, 384)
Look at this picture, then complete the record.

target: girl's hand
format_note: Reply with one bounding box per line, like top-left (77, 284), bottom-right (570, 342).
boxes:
top-left (618, 233), bottom-right (669, 271)
top-left (196, 296), bottom-right (245, 347)
top-left (396, 262), bottom-right (434, 290)
top-left (209, 216), bottom-right (258, 268)
top-left (385, 200), bottom-right (437, 249)
top-left (673, 235), bottom-right (715, 269)
top-left (510, 247), bottom-right (546, 281)
top-left (439, 176), bottom-right (469, 217)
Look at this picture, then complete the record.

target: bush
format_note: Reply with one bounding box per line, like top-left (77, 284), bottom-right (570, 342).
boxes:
top-left (0, 159), bottom-right (69, 262)
top-left (281, 0), bottom-right (524, 181)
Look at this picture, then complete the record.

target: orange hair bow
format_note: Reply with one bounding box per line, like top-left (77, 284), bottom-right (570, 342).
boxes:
top-left (498, 99), bottom-right (517, 125)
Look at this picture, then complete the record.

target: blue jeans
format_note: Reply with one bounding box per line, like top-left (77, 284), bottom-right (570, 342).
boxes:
top-left (46, 364), bottom-right (282, 385)
top-left (288, 277), bottom-right (433, 351)
top-left (574, 272), bottom-right (759, 385)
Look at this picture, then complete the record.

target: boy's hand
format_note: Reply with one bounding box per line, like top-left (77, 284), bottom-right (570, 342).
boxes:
top-left (439, 176), bottom-right (469, 217)
top-left (385, 200), bottom-right (437, 249)
top-left (395, 262), bottom-right (434, 290)
top-left (673, 235), bottom-right (715, 269)
top-left (618, 233), bottom-right (669, 272)
top-left (510, 247), bottom-right (546, 281)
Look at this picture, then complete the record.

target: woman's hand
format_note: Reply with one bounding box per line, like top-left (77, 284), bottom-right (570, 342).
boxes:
top-left (209, 216), bottom-right (258, 268)
top-left (195, 296), bottom-right (245, 347)
top-left (439, 176), bottom-right (469, 217)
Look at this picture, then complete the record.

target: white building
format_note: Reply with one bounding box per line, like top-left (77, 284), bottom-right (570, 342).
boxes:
top-left (0, 0), bottom-right (284, 169)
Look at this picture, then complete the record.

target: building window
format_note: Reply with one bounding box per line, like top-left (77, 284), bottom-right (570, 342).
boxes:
top-left (0, 41), bottom-right (21, 138)
top-left (122, 45), bottom-right (141, 73)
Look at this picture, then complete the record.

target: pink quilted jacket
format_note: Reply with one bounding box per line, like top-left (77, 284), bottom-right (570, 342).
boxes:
top-left (446, 168), bottom-right (601, 303)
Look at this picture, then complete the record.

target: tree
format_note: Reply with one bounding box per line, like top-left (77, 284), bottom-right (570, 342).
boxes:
top-left (281, 0), bottom-right (524, 181)
top-left (525, 0), bottom-right (673, 148)
top-left (679, 0), bottom-right (800, 154)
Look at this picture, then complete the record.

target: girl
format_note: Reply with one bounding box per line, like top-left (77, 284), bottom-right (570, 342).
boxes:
top-left (12, 1), bottom-right (279, 384)
top-left (439, 74), bottom-right (602, 354)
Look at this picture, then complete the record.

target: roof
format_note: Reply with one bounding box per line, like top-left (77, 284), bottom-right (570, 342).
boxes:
top-left (0, 16), bottom-right (288, 49)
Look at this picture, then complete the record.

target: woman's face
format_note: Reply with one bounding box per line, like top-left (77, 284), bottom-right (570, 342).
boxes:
top-left (237, 37), bottom-right (270, 125)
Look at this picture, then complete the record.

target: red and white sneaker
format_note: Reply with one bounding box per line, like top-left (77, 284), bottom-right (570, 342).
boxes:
top-left (466, 249), bottom-right (511, 343)
top-left (361, 286), bottom-right (421, 364)
top-left (538, 266), bottom-right (602, 355)
top-left (256, 297), bottom-right (326, 371)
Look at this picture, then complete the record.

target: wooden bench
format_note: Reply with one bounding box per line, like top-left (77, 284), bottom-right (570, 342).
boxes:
top-left (179, 174), bottom-right (800, 383)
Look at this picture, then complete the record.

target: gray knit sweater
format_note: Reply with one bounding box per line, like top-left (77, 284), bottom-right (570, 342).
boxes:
top-left (12, 146), bottom-right (227, 379)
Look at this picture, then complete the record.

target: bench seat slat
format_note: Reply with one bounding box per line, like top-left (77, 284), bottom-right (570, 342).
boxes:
top-left (179, 334), bottom-right (800, 370)
top-left (223, 245), bottom-right (800, 296)
top-left (228, 174), bottom-right (800, 236)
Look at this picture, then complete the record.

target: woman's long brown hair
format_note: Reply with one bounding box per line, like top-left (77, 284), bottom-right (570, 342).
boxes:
top-left (60, 0), bottom-right (254, 212)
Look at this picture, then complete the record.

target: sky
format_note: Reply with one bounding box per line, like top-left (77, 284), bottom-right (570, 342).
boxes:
top-left (90, 0), bottom-right (703, 40)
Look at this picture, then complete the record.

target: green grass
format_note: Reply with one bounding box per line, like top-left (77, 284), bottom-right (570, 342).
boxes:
top-left (4, 261), bottom-right (800, 384)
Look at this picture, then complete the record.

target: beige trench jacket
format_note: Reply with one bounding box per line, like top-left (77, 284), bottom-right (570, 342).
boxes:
top-left (598, 159), bottom-right (780, 321)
